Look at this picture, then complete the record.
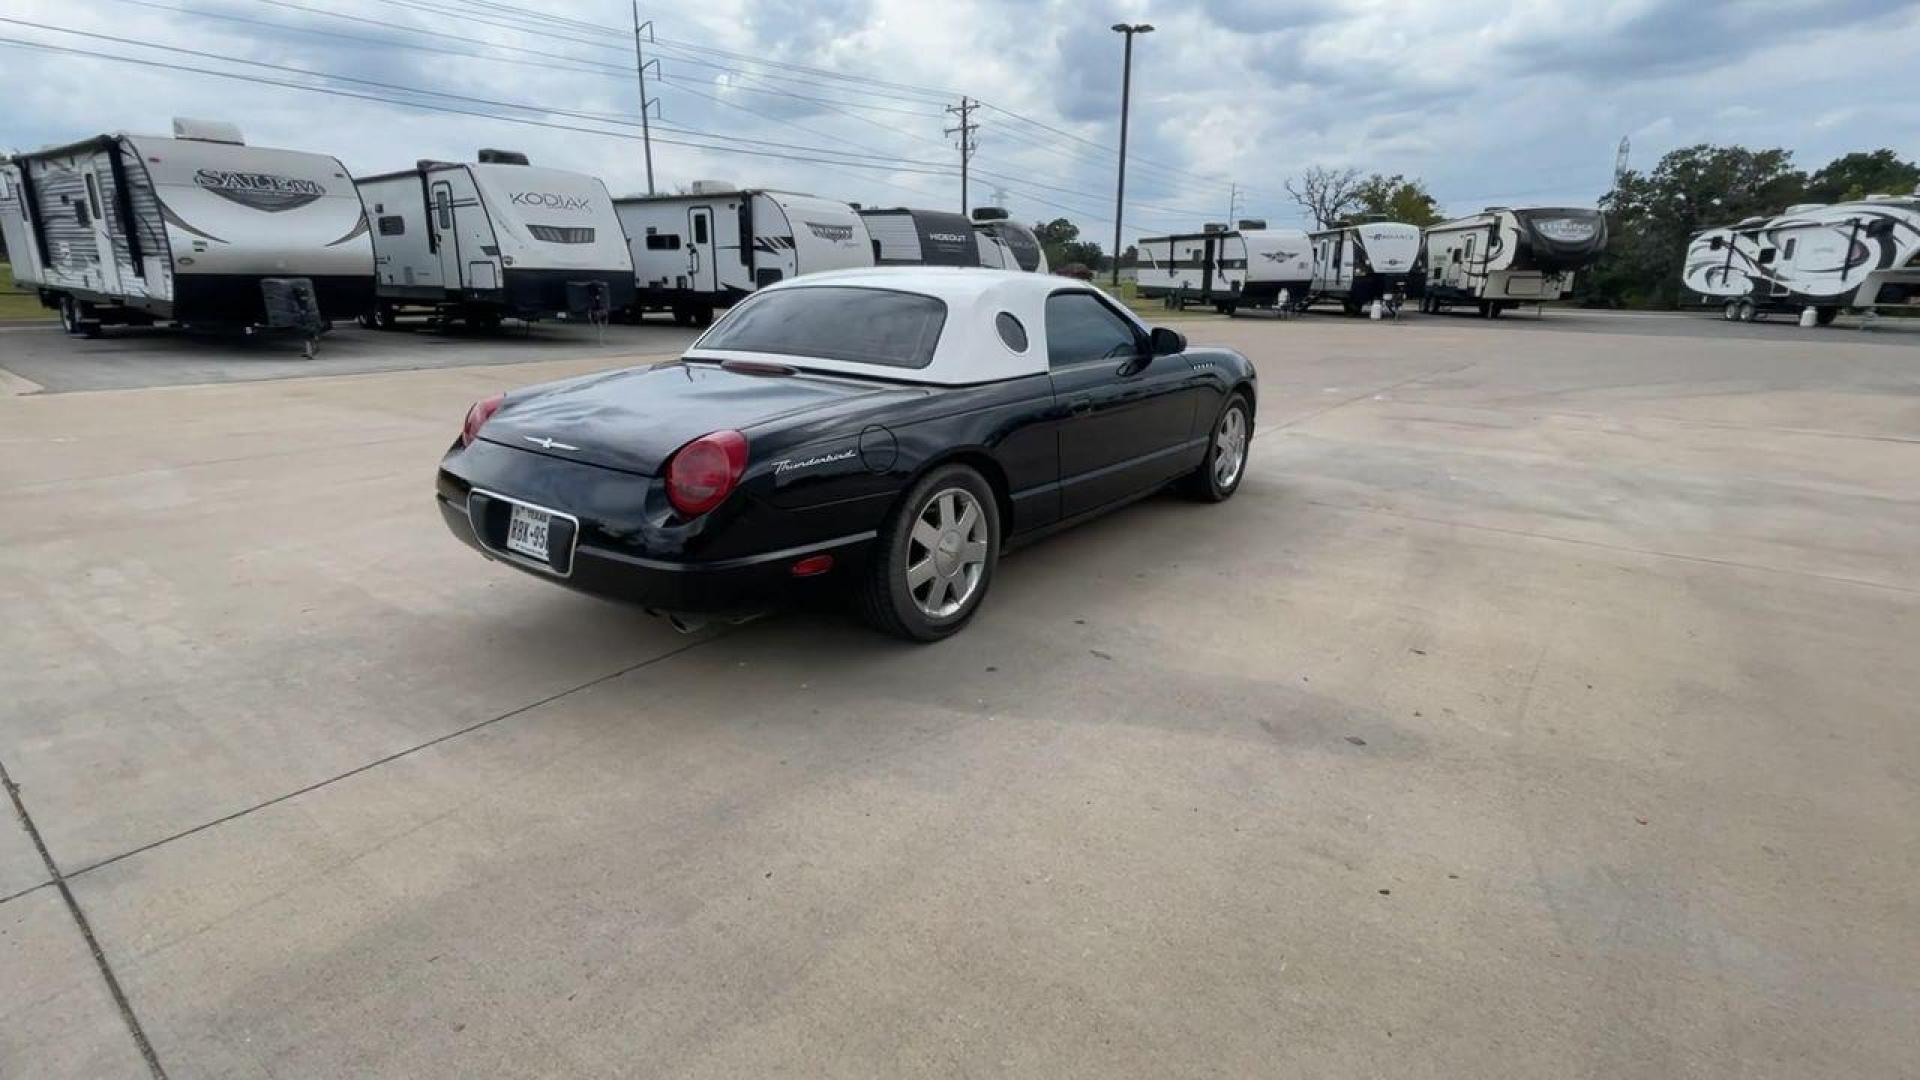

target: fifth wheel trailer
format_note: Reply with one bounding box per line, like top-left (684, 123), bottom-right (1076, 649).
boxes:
top-left (354, 150), bottom-right (633, 330)
top-left (0, 118), bottom-right (373, 338)
top-left (615, 185), bottom-right (872, 325)
top-left (1421, 206), bottom-right (1608, 317)
top-left (1683, 194), bottom-right (1920, 323)
top-left (1306, 221), bottom-right (1423, 314)
top-left (1135, 222), bottom-right (1313, 314)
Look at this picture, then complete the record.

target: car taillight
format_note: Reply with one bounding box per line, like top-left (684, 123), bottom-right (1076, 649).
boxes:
top-left (461, 393), bottom-right (504, 447)
top-left (666, 429), bottom-right (748, 517)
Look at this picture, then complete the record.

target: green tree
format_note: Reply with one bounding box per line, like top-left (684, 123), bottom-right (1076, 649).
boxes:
top-left (1350, 174), bottom-right (1441, 226)
top-left (1805, 150), bottom-right (1920, 203)
top-left (1582, 144), bottom-right (1807, 308)
top-left (1032, 218), bottom-right (1104, 273)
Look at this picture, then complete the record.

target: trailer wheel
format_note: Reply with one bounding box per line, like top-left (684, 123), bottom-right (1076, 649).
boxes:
top-left (1722, 301), bottom-right (1739, 321)
top-left (59, 296), bottom-right (80, 336)
top-left (1736, 299), bottom-right (1757, 322)
top-left (1815, 306), bottom-right (1839, 326)
top-left (373, 303), bottom-right (400, 331)
top-left (692, 304), bottom-right (715, 328)
top-left (469, 309), bottom-right (503, 333)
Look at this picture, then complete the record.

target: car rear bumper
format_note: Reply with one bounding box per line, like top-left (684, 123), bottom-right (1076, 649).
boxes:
top-left (437, 493), bottom-right (875, 614)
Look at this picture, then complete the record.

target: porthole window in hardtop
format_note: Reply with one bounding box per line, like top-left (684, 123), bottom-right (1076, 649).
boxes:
top-left (995, 312), bottom-right (1029, 353)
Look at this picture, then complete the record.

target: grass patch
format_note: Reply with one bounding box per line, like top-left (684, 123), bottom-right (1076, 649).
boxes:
top-left (0, 262), bottom-right (51, 321)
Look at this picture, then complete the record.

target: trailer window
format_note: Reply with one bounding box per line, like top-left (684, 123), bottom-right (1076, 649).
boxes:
top-left (1758, 248), bottom-right (1776, 265)
top-left (646, 233), bottom-right (681, 250)
top-left (1783, 239), bottom-right (1796, 259)
top-left (84, 173), bottom-right (104, 220)
top-left (528, 224), bottom-right (595, 244)
top-left (378, 216), bottom-right (406, 236)
top-left (693, 215), bottom-right (709, 244)
top-left (1708, 236), bottom-right (1724, 250)
top-left (435, 189), bottom-right (452, 230)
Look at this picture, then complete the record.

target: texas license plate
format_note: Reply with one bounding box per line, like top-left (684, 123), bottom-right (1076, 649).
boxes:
top-left (506, 504), bottom-right (551, 561)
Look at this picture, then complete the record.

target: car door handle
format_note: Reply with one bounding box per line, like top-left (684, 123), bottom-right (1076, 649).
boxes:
top-left (1068, 396), bottom-right (1092, 414)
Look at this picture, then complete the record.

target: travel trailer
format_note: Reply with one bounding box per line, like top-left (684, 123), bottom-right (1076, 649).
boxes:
top-left (970, 207), bottom-right (1049, 273)
top-left (1306, 221), bottom-right (1423, 314)
top-left (1136, 221), bottom-right (1314, 314)
top-left (857, 207), bottom-right (986, 267)
top-left (0, 118), bottom-right (373, 338)
top-left (354, 150), bottom-right (633, 330)
top-left (615, 184), bottom-right (873, 325)
top-left (1683, 194), bottom-right (1920, 323)
top-left (1422, 206), bottom-right (1608, 316)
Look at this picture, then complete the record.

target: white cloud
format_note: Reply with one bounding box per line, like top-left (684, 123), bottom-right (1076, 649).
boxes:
top-left (1, 0), bottom-right (1914, 243)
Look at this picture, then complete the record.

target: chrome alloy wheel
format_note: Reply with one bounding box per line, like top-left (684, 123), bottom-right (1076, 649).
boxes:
top-left (906, 487), bottom-right (989, 618)
top-left (1214, 406), bottom-right (1248, 489)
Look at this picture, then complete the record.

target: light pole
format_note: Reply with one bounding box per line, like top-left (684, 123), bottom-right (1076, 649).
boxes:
top-left (1110, 22), bottom-right (1153, 287)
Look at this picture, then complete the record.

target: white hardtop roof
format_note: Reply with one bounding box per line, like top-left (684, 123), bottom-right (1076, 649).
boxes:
top-left (686, 267), bottom-right (1144, 386)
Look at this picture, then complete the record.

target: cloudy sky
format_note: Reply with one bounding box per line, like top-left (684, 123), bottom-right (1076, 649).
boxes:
top-left (2, 0), bottom-right (1915, 245)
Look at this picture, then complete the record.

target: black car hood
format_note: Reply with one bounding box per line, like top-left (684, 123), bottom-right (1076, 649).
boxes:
top-left (480, 361), bottom-right (906, 476)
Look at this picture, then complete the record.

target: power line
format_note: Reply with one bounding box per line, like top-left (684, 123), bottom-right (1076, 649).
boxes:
top-left (0, 35), bottom-right (969, 178)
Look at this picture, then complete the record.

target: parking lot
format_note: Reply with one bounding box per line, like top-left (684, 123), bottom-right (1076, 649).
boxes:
top-left (3, 309), bottom-right (1917, 1077)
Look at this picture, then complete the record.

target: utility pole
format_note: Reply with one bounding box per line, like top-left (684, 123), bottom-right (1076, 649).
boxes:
top-left (1611, 135), bottom-right (1631, 195)
top-left (945, 97), bottom-right (978, 216)
top-left (1109, 23), bottom-right (1154, 286)
top-left (1227, 182), bottom-right (1241, 225)
top-left (631, 6), bottom-right (658, 195)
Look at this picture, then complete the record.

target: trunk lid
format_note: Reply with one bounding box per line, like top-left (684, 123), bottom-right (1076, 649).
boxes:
top-left (479, 361), bottom-right (906, 475)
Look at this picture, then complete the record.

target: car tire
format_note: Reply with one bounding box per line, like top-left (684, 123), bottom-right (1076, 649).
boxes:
top-left (857, 464), bottom-right (1000, 642)
top-left (1181, 393), bottom-right (1253, 502)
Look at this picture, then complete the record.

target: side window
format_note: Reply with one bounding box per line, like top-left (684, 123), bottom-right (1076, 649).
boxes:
top-left (1783, 238), bottom-right (1797, 259)
top-left (1045, 292), bottom-right (1139, 369)
top-left (435, 188), bottom-right (452, 230)
top-left (378, 215), bottom-right (406, 236)
top-left (995, 311), bottom-right (1028, 353)
top-left (84, 172), bottom-right (104, 219)
top-left (645, 233), bottom-right (681, 251)
top-left (693, 215), bottom-right (709, 244)
top-left (1758, 248), bottom-right (1776, 265)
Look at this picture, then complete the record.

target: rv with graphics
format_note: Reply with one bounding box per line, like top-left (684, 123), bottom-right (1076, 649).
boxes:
top-left (353, 150), bottom-right (633, 330)
top-left (614, 185), bottom-right (873, 326)
top-left (1683, 194), bottom-right (1920, 323)
top-left (1306, 221), bottom-right (1423, 314)
top-left (0, 118), bottom-right (373, 337)
top-left (1422, 207), bottom-right (1607, 317)
top-left (857, 207), bottom-right (991, 267)
top-left (1136, 222), bottom-right (1314, 315)
top-left (970, 207), bottom-right (1050, 273)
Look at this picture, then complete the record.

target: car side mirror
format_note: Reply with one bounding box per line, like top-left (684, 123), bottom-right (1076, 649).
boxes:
top-left (1149, 326), bottom-right (1185, 356)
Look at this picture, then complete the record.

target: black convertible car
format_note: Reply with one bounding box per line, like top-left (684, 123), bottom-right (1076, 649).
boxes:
top-left (436, 268), bottom-right (1257, 640)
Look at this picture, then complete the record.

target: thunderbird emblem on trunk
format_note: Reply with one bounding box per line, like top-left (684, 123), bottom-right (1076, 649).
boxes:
top-left (524, 436), bottom-right (579, 451)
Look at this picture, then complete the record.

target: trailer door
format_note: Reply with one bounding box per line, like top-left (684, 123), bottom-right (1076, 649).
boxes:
top-left (83, 167), bottom-right (122, 297)
top-left (688, 206), bottom-right (717, 294)
top-left (431, 179), bottom-right (462, 290)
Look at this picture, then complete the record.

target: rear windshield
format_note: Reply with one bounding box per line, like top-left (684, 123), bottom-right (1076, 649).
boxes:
top-left (697, 286), bottom-right (946, 369)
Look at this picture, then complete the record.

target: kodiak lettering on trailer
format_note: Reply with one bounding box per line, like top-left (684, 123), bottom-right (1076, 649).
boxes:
top-left (511, 192), bottom-right (594, 211)
top-left (193, 169), bottom-right (326, 212)
top-left (804, 221), bottom-right (856, 242)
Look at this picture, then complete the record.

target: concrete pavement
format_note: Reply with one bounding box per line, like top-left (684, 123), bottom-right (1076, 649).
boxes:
top-left (2, 312), bottom-right (1916, 1077)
